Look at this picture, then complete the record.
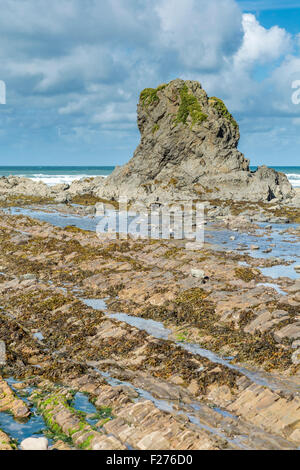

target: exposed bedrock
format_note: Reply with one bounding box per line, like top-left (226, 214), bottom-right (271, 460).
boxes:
top-left (98, 79), bottom-right (295, 204)
top-left (0, 79), bottom-right (296, 207)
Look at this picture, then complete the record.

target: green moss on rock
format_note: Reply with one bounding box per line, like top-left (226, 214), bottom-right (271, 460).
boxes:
top-left (140, 84), bottom-right (167, 108)
top-left (209, 97), bottom-right (238, 129)
top-left (32, 390), bottom-right (99, 450)
top-left (176, 85), bottom-right (207, 127)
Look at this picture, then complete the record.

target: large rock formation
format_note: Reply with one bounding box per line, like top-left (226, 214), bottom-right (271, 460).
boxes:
top-left (0, 175), bottom-right (105, 203)
top-left (99, 79), bottom-right (295, 204)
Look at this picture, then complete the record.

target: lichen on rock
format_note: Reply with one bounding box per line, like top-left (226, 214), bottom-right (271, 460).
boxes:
top-left (209, 96), bottom-right (238, 129)
top-left (175, 84), bottom-right (208, 127)
top-left (140, 84), bottom-right (167, 108)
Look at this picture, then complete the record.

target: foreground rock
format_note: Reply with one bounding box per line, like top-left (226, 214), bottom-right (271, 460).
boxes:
top-left (0, 80), bottom-right (296, 212)
top-left (0, 430), bottom-right (14, 450)
top-left (99, 79), bottom-right (295, 204)
top-left (0, 376), bottom-right (30, 419)
top-left (0, 210), bottom-right (299, 449)
top-left (20, 437), bottom-right (48, 451)
top-left (0, 175), bottom-right (105, 204)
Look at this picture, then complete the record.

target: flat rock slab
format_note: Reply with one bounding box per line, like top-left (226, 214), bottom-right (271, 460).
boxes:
top-left (0, 430), bottom-right (13, 450)
top-left (20, 437), bottom-right (48, 451)
top-left (0, 376), bottom-right (30, 419)
top-left (274, 323), bottom-right (300, 342)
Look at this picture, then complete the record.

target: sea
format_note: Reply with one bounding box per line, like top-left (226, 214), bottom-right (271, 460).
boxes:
top-left (0, 165), bottom-right (299, 187)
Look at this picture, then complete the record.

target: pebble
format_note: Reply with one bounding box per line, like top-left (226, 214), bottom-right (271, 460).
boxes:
top-left (20, 274), bottom-right (37, 281)
top-left (10, 234), bottom-right (31, 246)
top-left (291, 349), bottom-right (300, 366)
top-left (191, 269), bottom-right (205, 279)
top-left (20, 437), bottom-right (48, 451)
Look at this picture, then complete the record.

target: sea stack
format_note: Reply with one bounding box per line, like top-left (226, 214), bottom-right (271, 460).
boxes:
top-left (99, 79), bottom-right (295, 204)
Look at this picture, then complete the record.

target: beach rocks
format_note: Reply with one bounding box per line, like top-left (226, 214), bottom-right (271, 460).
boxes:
top-left (0, 377), bottom-right (30, 419)
top-left (244, 310), bottom-right (289, 335)
top-left (10, 233), bottom-right (31, 246)
top-left (0, 341), bottom-right (5, 366)
top-left (191, 268), bottom-right (205, 279)
top-left (20, 437), bottom-right (48, 451)
top-left (274, 323), bottom-right (300, 342)
top-left (0, 176), bottom-right (49, 200)
top-left (291, 349), bottom-right (300, 366)
top-left (54, 194), bottom-right (70, 204)
top-left (227, 385), bottom-right (300, 445)
top-left (97, 79), bottom-right (295, 205)
top-left (0, 174), bottom-right (105, 203)
top-left (0, 209), bottom-right (299, 450)
top-left (20, 273), bottom-right (37, 281)
top-left (0, 430), bottom-right (13, 450)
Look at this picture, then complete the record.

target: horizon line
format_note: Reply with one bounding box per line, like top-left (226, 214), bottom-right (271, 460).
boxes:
top-left (0, 165), bottom-right (299, 168)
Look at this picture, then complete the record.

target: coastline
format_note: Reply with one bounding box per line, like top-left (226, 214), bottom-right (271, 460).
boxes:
top-left (1, 0), bottom-right (300, 453)
top-left (0, 188), bottom-right (299, 449)
top-left (0, 165), bottom-right (299, 188)
top-left (0, 81), bottom-right (299, 451)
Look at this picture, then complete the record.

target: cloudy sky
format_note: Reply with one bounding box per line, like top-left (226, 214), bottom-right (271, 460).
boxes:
top-left (0, 0), bottom-right (300, 166)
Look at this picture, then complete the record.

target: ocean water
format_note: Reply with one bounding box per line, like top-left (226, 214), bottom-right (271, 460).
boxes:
top-left (0, 165), bottom-right (299, 187)
top-left (0, 166), bottom-right (115, 186)
top-left (250, 166), bottom-right (300, 188)
top-left (275, 167), bottom-right (300, 188)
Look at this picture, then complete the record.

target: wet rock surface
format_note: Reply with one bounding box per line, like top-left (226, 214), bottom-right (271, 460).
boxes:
top-left (0, 376), bottom-right (30, 420)
top-left (20, 437), bottom-right (48, 451)
top-left (0, 205), bottom-right (299, 450)
top-left (0, 429), bottom-right (14, 450)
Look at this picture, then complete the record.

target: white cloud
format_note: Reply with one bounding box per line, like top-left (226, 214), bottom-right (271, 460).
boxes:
top-left (156, 0), bottom-right (243, 71)
top-left (235, 14), bottom-right (291, 67)
top-left (0, 0), bottom-right (300, 164)
top-left (92, 104), bottom-right (136, 125)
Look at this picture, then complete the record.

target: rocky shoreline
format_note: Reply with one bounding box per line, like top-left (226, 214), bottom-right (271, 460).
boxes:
top-left (0, 195), bottom-right (299, 450)
top-left (0, 79), bottom-right (299, 450)
top-left (0, 79), bottom-right (299, 212)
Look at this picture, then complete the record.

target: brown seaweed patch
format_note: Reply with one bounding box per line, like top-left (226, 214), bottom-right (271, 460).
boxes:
top-left (234, 267), bottom-right (260, 283)
top-left (72, 195), bottom-right (119, 209)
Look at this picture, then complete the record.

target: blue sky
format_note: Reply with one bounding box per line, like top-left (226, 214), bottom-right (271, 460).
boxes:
top-left (0, 0), bottom-right (300, 166)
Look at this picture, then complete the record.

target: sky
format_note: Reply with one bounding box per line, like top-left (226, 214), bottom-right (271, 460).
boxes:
top-left (0, 0), bottom-right (300, 166)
